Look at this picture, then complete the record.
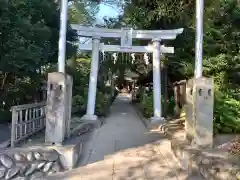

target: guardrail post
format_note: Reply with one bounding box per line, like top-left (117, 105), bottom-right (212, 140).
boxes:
top-left (11, 107), bottom-right (18, 148)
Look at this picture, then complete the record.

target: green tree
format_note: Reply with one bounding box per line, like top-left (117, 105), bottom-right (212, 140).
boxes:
top-left (0, 0), bottom-right (78, 108)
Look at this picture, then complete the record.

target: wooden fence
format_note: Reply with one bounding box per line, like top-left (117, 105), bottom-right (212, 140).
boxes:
top-left (10, 102), bottom-right (46, 147)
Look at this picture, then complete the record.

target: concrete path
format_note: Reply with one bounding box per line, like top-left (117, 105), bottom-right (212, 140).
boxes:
top-left (48, 94), bottom-right (203, 180)
top-left (0, 124), bottom-right (11, 144)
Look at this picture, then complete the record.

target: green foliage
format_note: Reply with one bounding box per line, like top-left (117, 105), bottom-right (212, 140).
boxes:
top-left (139, 92), bottom-right (154, 118)
top-left (95, 92), bottom-right (112, 116)
top-left (69, 55), bottom-right (116, 117)
top-left (136, 89), bottom-right (167, 119)
top-left (0, 109), bottom-right (11, 123)
top-left (72, 95), bottom-right (85, 107)
top-left (67, 57), bottom-right (91, 96)
top-left (69, 0), bottom-right (99, 24)
top-left (72, 89), bottom-right (115, 117)
top-left (0, 0), bottom-right (78, 123)
top-left (0, 0), bottom-right (77, 76)
top-left (167, 95), bottom-right (175, 116)
top-left (214, 89), bottom-right (240, 134)
top-left (103, 0), bottom-right (240, 133)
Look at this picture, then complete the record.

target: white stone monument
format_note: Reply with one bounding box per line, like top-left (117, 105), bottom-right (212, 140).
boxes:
top-left (65, 75), bottom-right (73, 138)
top-left (185, 77), bottom-right (214, 148)
top-left (193, 78), bottom-right (214, 148)
top-left (45, 72), bottom-right (72, 146)
top-left (185, 79), bottom-right (194, 142)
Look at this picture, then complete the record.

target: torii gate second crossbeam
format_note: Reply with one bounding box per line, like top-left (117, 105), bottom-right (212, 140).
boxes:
top-left (79, 43), bottom-right (174, 54)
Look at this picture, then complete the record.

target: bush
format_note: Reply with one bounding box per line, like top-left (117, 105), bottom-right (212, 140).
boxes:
top-left (167, 95), bottom-right (175, 116)
top-left (0, 109), bottom-right (11, 123)
top-left (137, 90), bottom-right (166, 119)
top-left (95, 92), bottom-right (112, 116)
top-left (72, 86), bottom-right (116, 117)
top-left (214, 89), bottom-right (240, 134)
top-left (139, 92), bottom-right (154, 118)
top-left (72, 95), bottom-right (85, 106)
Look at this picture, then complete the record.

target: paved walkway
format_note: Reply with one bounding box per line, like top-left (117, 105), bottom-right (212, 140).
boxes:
top-left (0, 124), bottom-right (10, 143)
top-left (49, 94), bottom-right (203, 180)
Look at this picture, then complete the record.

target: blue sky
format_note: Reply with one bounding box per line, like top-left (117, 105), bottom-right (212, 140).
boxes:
top-left (96, 4), bottom-right (120, 23)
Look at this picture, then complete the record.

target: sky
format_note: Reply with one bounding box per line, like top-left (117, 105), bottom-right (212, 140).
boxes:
top-left (96, 3), bottom-right (120, 24)
top-left (78, 3), bottom-right (121, 46)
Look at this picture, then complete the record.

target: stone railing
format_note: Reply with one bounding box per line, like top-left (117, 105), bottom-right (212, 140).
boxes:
top-left (11, 102), bottom-right (46, 148)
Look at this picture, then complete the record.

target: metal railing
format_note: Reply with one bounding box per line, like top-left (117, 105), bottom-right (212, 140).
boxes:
top-left (10, 102), bottom-right (46, 147)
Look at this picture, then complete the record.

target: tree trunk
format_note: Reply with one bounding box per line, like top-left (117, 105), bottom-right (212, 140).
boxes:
top-left (1, 72), bottom-right (8, 89)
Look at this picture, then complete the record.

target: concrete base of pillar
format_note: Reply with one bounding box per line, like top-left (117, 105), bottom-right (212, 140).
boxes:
top-left (150, 116), bottom-right (165, 123)
top-left (80, 114), bottom-right (101, 128)
top-left (147, 117), bottom-right (166, 130)
top-left (81, 114), bottom-right (98, 121)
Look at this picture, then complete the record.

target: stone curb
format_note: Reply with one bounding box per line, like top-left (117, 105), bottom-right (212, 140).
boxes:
top-left (0, 139), bottom-right (10, 149)
top-left (131, 103), bottom-right (150, 129)
top-left (70, 122), bottom-right (93, 137)
top-left (70, 120), bottom-right (103, 139)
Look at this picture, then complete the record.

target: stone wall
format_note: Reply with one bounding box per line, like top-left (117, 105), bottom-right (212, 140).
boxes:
top-left (0, 148), bottom-right (63, 180)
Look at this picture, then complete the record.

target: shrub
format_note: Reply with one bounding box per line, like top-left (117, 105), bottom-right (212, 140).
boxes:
top-left (95, 92), bottom-right (112, 116)
top-left (0, 109), bottom-right (11, 123)
top-left (167, 95), bottom-right (175, 116)
top-left (214, 89), bottom-right (240, 134)
top-left (140, 92), bottom-right (154, 118)
top-left (138, 90), bottom-right (166, 119)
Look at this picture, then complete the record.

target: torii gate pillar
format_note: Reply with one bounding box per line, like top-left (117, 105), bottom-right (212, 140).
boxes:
top-left (81, 35), bottom-right (101, 121)
top-left (151, 39), bottom-right (165, 124)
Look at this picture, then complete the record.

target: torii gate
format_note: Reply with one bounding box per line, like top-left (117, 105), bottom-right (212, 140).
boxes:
top-left (53, 0), bottom-right (211, 150)
top-left (70, 25), bottom-right (183, 123)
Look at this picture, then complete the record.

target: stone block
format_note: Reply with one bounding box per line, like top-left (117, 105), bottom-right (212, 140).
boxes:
top-left (0, 139), bottom-right (82, 178)
top-left (185, 77), bottom-right (214, 148)
top-left (45, 72), bottom-right (73, 146)
top-left (185, 79), bottom-right (194, 142)
top-left (80, 115), bottom-right (101, 128)
top-left (49, 142), bottom-right (82, 170)
top-left (193, 78), bottom-right (214, 148)
top-left (65, 75), bottom-right (73, 139)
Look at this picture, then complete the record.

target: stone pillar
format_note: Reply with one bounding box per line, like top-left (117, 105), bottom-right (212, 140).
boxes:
top-left (185, 78), bottom-right (214, 148)
top-left (185, 79), bottom-right (194, 142)
top-left (151, 39), bottom-right (165, 123)
top-left (82, 36), bottom-right (101, 121)
top-left (65, 75), bottom-right (73, 138)
top-left (45, 72), bottom-right (68, 146)
top-left (193, 77), bottom-right (214, 148)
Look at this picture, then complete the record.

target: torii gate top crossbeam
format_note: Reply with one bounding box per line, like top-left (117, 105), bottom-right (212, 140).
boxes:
top-left (71, 24), bottom-right (183, 40)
